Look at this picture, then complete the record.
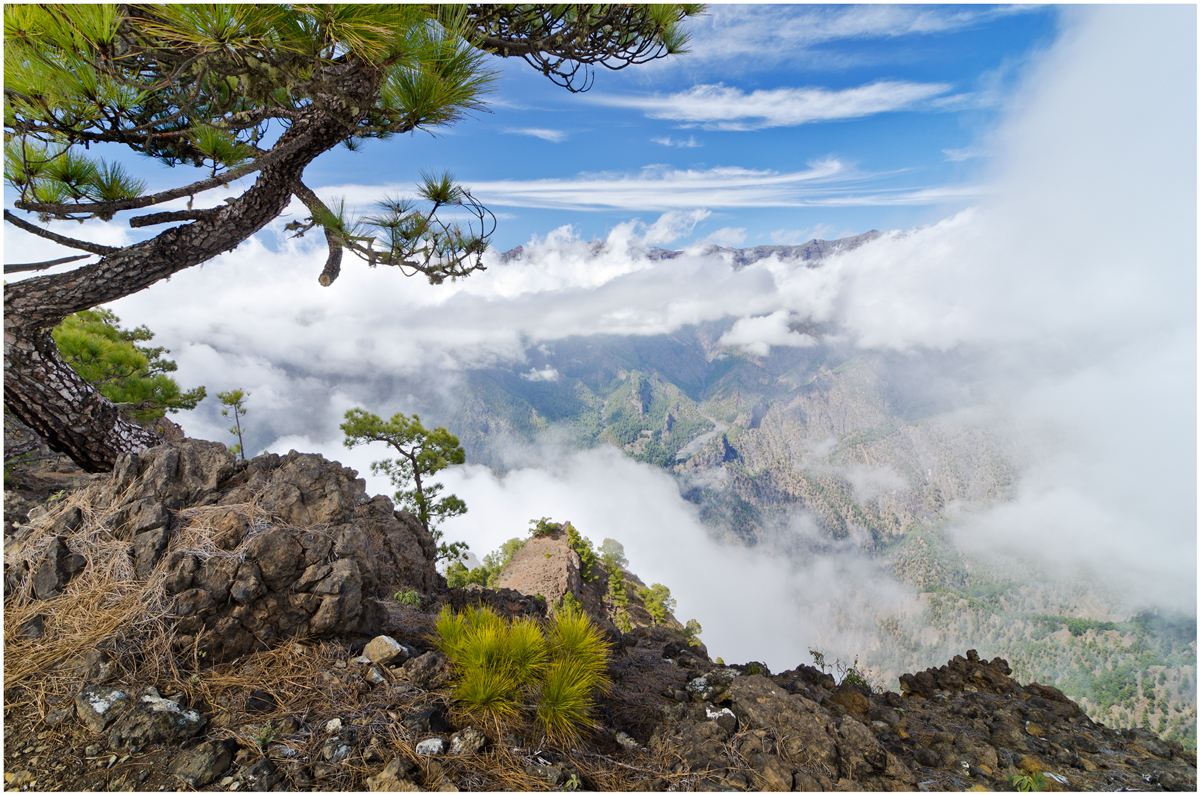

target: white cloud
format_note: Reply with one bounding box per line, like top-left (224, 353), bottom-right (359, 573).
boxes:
top-left (640, 208), bottom-right (711, 246)
top-left (504, 127), bottom-right (568, 143)
top-left (596, 81), bottom-right (953, 131)
top-left (699, 226), bottom-right (746, 247)
top-left (651, 135), bottom-right (702, 148)
top-left (306, 160), bottom-right (983, 214)
top-left (846, 465), bottom-right (908, 503)
top-left (719, 310), bottom-right (817, 356)
top-left (520, 366), bottom-right (560, 382)
top-left (942, 146), bottom-right (988, 162)
top-left (675, 5), bottom-right (1038, 70)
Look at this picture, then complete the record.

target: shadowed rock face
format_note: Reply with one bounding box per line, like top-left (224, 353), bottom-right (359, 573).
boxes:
top-left (7, 440), bottom-right (443, 663)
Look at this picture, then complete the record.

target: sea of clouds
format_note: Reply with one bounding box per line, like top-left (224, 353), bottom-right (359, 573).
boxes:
top-left (6, 6), bottom-right (1193, 669)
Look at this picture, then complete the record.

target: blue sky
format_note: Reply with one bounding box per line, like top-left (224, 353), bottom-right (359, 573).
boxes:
top-left (298, 4), bottom-right (1060, 251)
top-left (78, 4), bottom-right (1063, 255)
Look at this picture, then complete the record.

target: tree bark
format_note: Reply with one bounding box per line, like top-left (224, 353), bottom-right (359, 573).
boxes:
top-left (4, 66), bottom-right (380, 472)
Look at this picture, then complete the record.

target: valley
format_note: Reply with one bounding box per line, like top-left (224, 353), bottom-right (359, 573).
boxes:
top-left (426, 242), bottom-right (1197, 748)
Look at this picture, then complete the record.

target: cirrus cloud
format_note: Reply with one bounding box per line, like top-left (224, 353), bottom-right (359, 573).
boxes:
top-left (595, 81), bottom-right (954, 131)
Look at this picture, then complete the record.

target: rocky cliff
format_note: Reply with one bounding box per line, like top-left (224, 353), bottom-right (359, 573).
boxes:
top-left (3, 442), bottom-right (1195, 792)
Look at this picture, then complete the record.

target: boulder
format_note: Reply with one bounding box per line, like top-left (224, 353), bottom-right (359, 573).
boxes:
top-left (449, 727), bottom-right (486, 756)
top-left (75, 685), bottom-right (132, 733)
top-left (364, 635), bottom-right (414, 666)
top-left (728, 675), bottom-right (839, 774)
top-left (367, 756), bottom-right (419, 791)
top-left (168, 739), bottom-right (233, 787)
top-left (107, 688), bottom-right (207, 752)
top-left (404, 651), bottom-right (454, 690)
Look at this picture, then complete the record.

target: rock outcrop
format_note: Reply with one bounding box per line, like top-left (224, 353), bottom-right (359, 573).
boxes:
top-left (5, 440), bottom-right (442, 663)
top-left (494, 521), bottom-right (686, 636)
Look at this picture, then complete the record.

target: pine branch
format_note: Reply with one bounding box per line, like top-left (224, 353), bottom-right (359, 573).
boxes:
top-left (11, 135), bottom-right (310, 218)
top-left (290, 180), bottom-right (344, 286)
top-left (128, 208), bottom-right (221, 228)
top-left (4, 255), bottom-right (92, 274)
top-left (3, 211), bottom-right (118, 256)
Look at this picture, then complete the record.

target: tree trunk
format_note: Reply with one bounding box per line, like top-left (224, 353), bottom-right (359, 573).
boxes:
top-left (3, 68), bottom-right (379, 472)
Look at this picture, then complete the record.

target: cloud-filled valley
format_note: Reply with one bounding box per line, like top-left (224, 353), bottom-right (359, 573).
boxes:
top-left (5, 6), bottom-right (1193, 673)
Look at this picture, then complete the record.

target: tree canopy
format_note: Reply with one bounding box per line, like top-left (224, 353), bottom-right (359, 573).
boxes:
top-left (341, 407), bottom-right (470, 563)
top-left (3, 3), bottom-right (703, 471)
top-left (52, 308), bottom-right (206, 422)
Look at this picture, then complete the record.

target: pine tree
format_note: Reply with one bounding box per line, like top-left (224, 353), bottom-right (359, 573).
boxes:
top-left (340, 407), bottom-right (469, 562)
top-left (52, 307), bottom-right (205, 422)
top-left (3, 4), bottom-right (703, 472)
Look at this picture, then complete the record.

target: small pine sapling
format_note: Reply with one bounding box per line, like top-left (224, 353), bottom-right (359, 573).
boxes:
top-left (217, 389), bottom-right (249, 461)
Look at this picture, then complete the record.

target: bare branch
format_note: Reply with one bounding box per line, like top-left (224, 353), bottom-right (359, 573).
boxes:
top-left (290, 180), bottom-right (345, 286)
top-left (3, 210), bottom-right (119, 256)
top-left (129, 209), bottom-right (220, 228)
top-left (4, 255), bottom-right (91, 274)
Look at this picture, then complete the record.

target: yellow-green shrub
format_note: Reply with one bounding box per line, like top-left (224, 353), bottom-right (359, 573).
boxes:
top-left (433, 603), bottom-right (611, 745)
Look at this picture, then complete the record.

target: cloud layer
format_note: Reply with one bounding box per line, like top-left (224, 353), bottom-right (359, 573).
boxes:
top-left (595, 81), bottom-right (953, 130)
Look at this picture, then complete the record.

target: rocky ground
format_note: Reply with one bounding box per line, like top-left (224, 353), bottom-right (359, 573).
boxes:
top-left (3, 440), bottom-right (1197, 791)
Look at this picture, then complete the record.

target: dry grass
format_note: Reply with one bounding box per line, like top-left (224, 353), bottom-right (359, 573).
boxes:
top-left (3, 482), bottom-right (280, 706)
top-left (4, 477), bottom-right (692, 791)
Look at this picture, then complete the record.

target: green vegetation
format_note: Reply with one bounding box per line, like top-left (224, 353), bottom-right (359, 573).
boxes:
top-left (683, 619), bottom-right (703, 646)
top-left (1009, 773), bottom-right (1047, 792)
top-left (217, 389), bottom-right (249, 461)
top-left (809, 648), bottom-right (880, 692)
top-left (252, 719), bottom-right (278, 750)
top-left (341, 408), bottom-right (468, 563)
top-left (434, 604), bottom-right (610, 745)
top-left (446, 537), bottom-right (525, 589)
top-left (393, 590), bottom-right (421, 606)
top-left (530, 517), bottom-right (557, 536)
top-left (599, 538), bottom-right (628, 571)
top-left (557, 591), bottom-right (583, 617)
top-left (638, 583), bottom-right (676, 625)
top-left (52, 308), bottom-right (206, 422)
top-left (565, 524), bottom-right (599, 582)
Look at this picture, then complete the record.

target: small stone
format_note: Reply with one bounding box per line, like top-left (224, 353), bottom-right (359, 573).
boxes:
top-left (75, 685), bottom-right (133, 733)
top-left (416, 738), bottom-right (446, 756)
top-left (334, 660), bottom-right (348, 670)
top-left (325, 718), bottom-right (343, 734)
top-left (364, 635), bottom-right (412, 666)
top-left (615, 731), bottom-right (640, 750)
top-left (449, 727), bottom-right (486, 756)
top-left (322, 743), bottom-right (352, 763)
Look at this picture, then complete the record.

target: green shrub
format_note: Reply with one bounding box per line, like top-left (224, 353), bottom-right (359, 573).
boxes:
top-left (682, 618), bottom-right (703, 646)
top-left (638, 583), bottom-right (675, 624)
top-left (1009, 773), bottom-right (1047, 792)
top-left (530, 517), bottom-right (557, 536)
top-left (393, 589), bottom-right (421, 606)
top-left (557, 591), bottom-right (583, 617)
top-left (565, 523), bottom-right (599, 582)
top-left (434, 604), bottom-right (610, 745)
